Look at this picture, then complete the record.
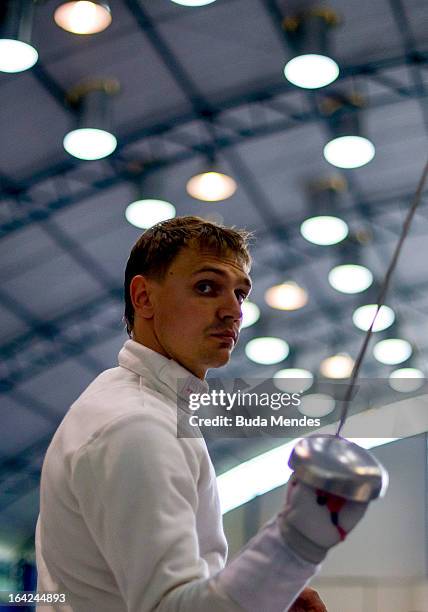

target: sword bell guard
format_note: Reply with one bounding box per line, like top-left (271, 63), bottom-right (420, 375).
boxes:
top-left (288, 434), bottom-right (389, 502)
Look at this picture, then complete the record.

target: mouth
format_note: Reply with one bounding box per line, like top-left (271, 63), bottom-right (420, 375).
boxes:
top-left (211, 331), bottom-right (237, 345)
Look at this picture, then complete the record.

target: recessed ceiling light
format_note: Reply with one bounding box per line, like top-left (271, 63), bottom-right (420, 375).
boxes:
top-left (241, 301), bottom-right (260, 329)
top-left (284, 54), bottom-right (339, 89)
top-left (320, 353), bottom-right (354, 378)
top-left (323, 135), bottom-right (375, 169)
top-left (125, 199), bottom-right (176, 229)
top-left (186, 171), bottom-right (237, 201)
top-left (265, 281), bottom-right (308, 310)
top-left (389, 368), bottom-right (425, 393)
top-left (298, 393), bottom-right (336, 417)
top-left (300, 215), bottom-right (348, 246)
top-left (373, 339), bottom-right (412, 365)
top-left (328, 264), bottom-right (373, 294)
top-left (353, 304), bottom-right (395, 332)
top-left (273, 368), bottom-right (314, 392)
top-left (54, 1), bottom-right (112, 35)
top-left (245, 337), bottom-right (289, 365)
top-left (63, 128), bottom-right (117, 160)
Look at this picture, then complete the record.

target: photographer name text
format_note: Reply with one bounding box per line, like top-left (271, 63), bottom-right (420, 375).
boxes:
top-left (188, 414), bottom-right (320, 427)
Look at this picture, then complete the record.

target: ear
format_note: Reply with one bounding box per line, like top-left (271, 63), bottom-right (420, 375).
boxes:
top-left (130, 275), bottom-right (156, 320)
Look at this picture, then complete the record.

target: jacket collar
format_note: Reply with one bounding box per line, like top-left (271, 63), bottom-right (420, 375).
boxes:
top-left (118, 339), bottom-right (209, 404)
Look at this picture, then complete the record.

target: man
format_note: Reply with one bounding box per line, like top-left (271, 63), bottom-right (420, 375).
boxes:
top-left (36, 216), bottom-right (368, 611)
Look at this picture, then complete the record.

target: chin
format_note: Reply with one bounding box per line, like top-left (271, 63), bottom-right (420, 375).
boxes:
top-left (209, 350), bottom-right (232, 369)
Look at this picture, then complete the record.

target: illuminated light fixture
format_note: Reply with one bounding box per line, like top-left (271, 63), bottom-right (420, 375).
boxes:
top-left (320, 352), bottom-right (354, 379)
top-left (353, 304), bottom-right (395, 332)
top-left (0, 39), bottom-right (38, 73)
top-left (373, 338), bottom-right (412, 365)
top-left (298, 393), bottom-right (336, 417)
top-left (217, 437), bottom-right (398, 514)
top-left (0, 542), bottom-right (15, 562)
top-left (301, 176), bottom-right (349, 246)
top-left (328, 264), bottom-right (373, 294)
top-left (321, 92), bottom-right (375, 168)
top-left (125, 167), bottom-right (176, 229)
top-left (284, 54), bottom-right (339, 89)
top-left (389, 368), bottom-right (425, 393)
top-left (274, 368), bottom-right (314, 392)
top-left (64, 79), bottom-right (119, 160)
top-left (324, 136), bottom-right (375, 169)
top-left (241, 301), bottom-right (260, 329)
top-left (125, 199), bottom-right (176, 229)
top-left (300, 215), bottom-right (348, 245)
top-left (64, 128), bottom-right (117, 160)
top-left (283, 8), bottom-right (340, 89)
top-left (265, 281), bottom-right (308, 310)
top-left (171, 0), bottom-right (216, 5)
top-left (186, 170), bottom-right (237, 202)
top-left (54, 1), bottom-right (111, 34)
top-left (328, 233), bottom-right (373, 294)
top-left (245, 337), bottom-right (289, 365)
top-left (0, 0), bottom-right (38, 73)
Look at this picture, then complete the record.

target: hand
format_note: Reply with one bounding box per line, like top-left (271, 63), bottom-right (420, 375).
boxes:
top-left (278, 475), bottom-right (369, 563)
top-left (289, 587), bottom-right (327, 612)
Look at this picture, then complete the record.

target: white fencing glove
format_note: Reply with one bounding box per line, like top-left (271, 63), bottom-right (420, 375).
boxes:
top-left (278, 474), bottom-right (369, 564)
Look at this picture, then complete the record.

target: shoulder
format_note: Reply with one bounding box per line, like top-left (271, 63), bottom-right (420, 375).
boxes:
top-left (74, 409), bottom-right (206, 477)
top-left (70, 411), bottom-right (207, 503)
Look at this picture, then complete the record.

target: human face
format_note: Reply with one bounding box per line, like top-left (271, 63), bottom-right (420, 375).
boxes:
top-left (149, 247), bottom-right (251, 379)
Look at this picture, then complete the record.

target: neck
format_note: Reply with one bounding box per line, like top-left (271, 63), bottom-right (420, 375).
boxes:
top-left (132, 327), bottom-right (207, 380)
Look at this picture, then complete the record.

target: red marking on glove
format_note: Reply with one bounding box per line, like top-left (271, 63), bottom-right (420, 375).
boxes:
top-left (325, 493), bottom-right (346, 514)
top-left (316, 489), bottom-right (348, 541)
top-left (336, 525), bottom-right (347, 541)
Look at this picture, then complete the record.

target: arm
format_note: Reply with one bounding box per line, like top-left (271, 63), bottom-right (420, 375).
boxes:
top-left (70, 413), bottom-right (320, 612)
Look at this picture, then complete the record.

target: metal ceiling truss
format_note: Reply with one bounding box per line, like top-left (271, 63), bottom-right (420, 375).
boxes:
top-left (1, 52), bottom-right (427, 239)
top-left (1, 0), bottom-right (428, 530)
top-left (0, 291), bottom-right (123, 391)
top-left (260, 0), bottom-right (428, 338)
top-left (1, 184), bottom-right (428, 394)
top-left (1, 0), bottom-right (423, 381)
top-left (388, 0), bottom-right (428, 131)
top-left (0, 187), bottom-right (427, 377)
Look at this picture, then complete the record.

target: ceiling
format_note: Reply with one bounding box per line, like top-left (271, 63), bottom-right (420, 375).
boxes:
top-left (1, 0), bottom-right (428, 556)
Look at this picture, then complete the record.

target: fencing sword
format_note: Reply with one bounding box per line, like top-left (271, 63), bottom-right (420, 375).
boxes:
top-left (289, 159), bottom-right (428, 503)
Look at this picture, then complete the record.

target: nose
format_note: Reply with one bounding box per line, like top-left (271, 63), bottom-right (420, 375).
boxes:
top-left (217, 292), bottom-right (243, 323)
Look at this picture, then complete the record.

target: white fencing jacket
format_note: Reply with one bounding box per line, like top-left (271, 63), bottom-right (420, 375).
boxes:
top-left (36, 339), bottom-right (319, 611)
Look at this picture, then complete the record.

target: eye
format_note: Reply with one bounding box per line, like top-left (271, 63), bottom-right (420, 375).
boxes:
top-left (196, 281), bottom-right (216, 294)
top-left (236, 290), bottom-right (248, 304)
